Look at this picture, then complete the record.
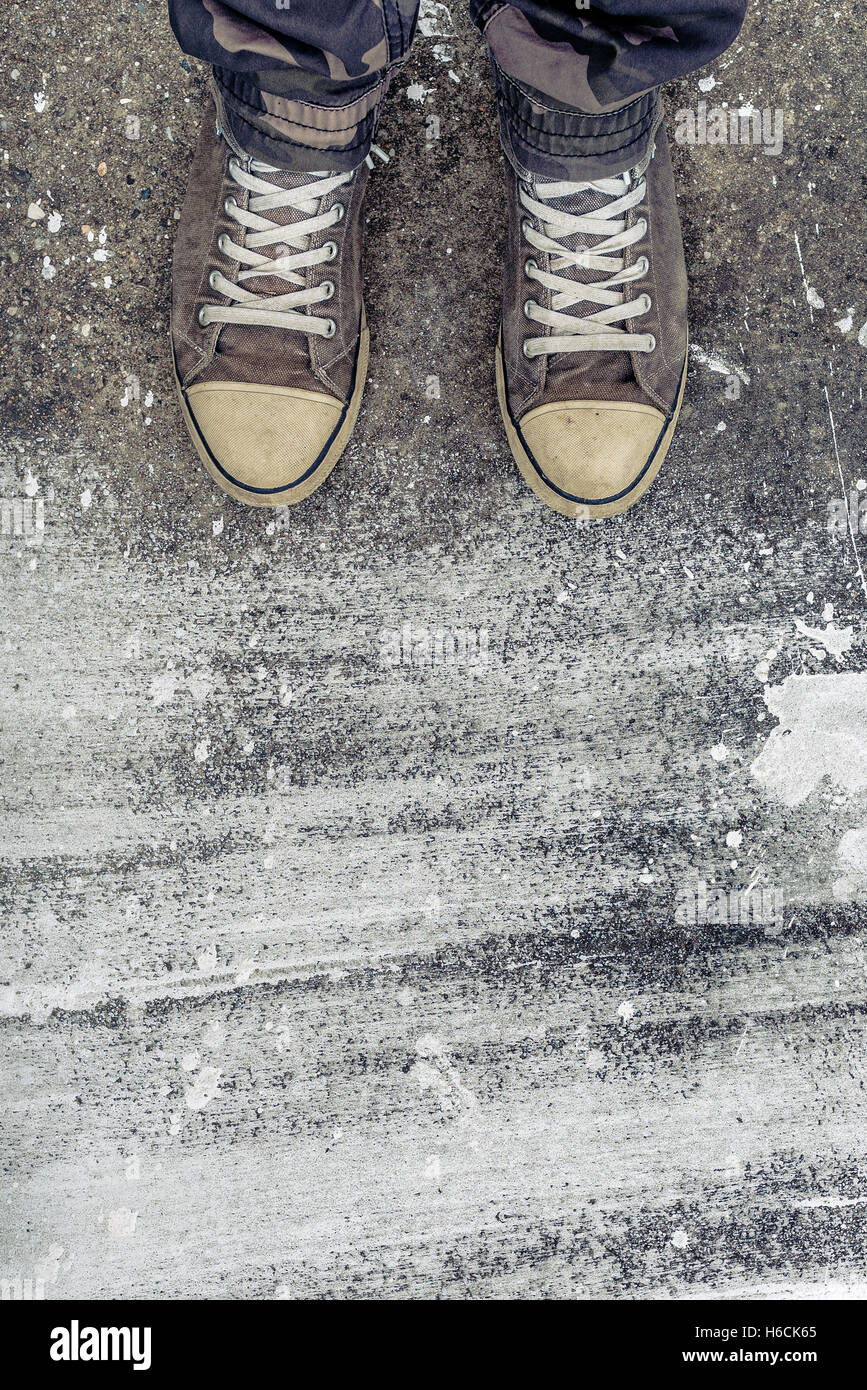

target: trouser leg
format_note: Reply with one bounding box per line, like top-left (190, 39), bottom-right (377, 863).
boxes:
top-left (167, 1), bottom-right (421, 170)
top-left (470, 1), bottom-right (750, 179)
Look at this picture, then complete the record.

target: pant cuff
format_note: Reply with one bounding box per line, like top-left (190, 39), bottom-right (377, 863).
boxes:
top-left (212, 69), bottom-right (388, 173)
top-left (492, 59), bottom-right (662, 181)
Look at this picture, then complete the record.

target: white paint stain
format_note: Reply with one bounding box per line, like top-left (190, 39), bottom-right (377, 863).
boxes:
top-left (202, 1020), bottom-right (224, 1048)
top-left (106, 1207), bottom-right (138, 1237)
top-left (148, 670), bottom-right (179, 705)
top-left (418, 1), bottom-right (454, 38)
top-left (833, 826), bottom-right (867, 903)
top-left (185, 667), bottom-right (214, 702)
top-left (412, 1033), bottom-right (477, 1119)
top-left (793, 616), bottom-right (853, 661)
top-left (793, 231), bottom-right (819, 322)
top-left (790, 1194), bottom-right (867, 1210)
top-left (689, 344), bottom-right (750, 385)
top-left (751, 673), bottom-right (867, 805)
top-left (233, 956), bottom-right (257, 985)
top-left (184, 1066), bottom-right (222, 1111)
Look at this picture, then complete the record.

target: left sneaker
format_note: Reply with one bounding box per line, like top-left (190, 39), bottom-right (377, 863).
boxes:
top-left (171, 98), bottom-right (369, 508)
top-left (496, 125), bottom-right (688, 520)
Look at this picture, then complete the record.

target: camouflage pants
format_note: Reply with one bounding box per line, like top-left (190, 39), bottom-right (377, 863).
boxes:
top-left (168, 2), bottom-right (748, 177)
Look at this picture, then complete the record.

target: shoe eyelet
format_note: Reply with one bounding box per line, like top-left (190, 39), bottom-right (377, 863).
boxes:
top-left (645, 334), bottom-right (657, 352)
top-left (322, 319), bottom-right (337, 339)
top-left (224, 196), bottom-right (237, 215)
top-left (208, 270), bottom-right (220, 290)
top-left (524, 258), bottom-right (538, 279)
top-left (198, 307), bottom-right (210, 327)
top-left (636, 256), bottom-right (649, 275)
top-left (217, 233), bottom-right (230, 253)
top-left (521, 219), bottom-right (533, 238)
top-left (323, 241), bottom-right (338, 261)
top-left (332, 203), bottom-right (345, 223)
top-left (523, 299), bottom-right (535, 319)
top-left (321, 280), bottom-right (335, 300)
top-left (522, 341), bottom-right (533, 359)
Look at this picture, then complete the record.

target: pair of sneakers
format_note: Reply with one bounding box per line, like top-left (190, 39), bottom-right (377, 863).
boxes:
top-left (171, 96), bottom-right (688, 519)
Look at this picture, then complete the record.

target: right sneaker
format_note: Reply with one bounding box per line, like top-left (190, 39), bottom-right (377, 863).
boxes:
top-left (171, 97), bottom-right (369, 507)
top-left (496, 126), bottom-right (688, 520)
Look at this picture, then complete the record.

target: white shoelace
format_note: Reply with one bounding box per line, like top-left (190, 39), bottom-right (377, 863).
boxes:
top-left (198, 157), bottom-right (354, 337)
top-left (520, 169), bottom-right (655, 358)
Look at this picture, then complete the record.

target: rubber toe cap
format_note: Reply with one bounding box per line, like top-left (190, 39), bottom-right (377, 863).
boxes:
top-left (185, 382), bottom-right (344, 495)
top-left (517, 400), bottom-right (667, 505)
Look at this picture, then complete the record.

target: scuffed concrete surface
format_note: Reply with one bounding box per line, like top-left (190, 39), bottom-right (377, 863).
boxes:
top-left (2, 2), bottom-right (867, 1298)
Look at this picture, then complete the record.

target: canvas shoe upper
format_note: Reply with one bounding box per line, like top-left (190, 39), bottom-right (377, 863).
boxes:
top-left (497, 125), bottom-right (688, 519)
top-left (171, 95), bottom-right (369, 506)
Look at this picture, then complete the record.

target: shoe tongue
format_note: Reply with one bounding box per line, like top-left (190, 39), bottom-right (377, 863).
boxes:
top-left (216, 162), bottom-right (334, 369)
top-left (248, 161), bottom-right (331, 227)
top-left (242, 162), bottom-right (332, 297)
top-left (534, 176), bottom-right (624, 290)
top-left (530, 174), bottom-right (638, 399)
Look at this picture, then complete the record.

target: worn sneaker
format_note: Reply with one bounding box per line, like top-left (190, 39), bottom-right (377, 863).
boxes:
top-left (496, 126), bottom-right (688, 520)
top-left (171, 98), bottom-right (368, 507)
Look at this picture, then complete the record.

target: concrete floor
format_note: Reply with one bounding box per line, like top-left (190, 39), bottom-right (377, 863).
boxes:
top-left (2, 1), bottom-right (867, 1299)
